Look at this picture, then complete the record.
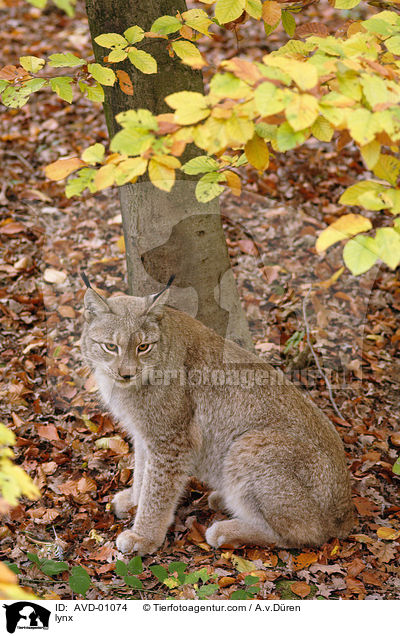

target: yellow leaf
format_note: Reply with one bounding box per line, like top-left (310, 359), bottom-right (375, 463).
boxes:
top-left (285, 94), bottom-right (319, 132)
top-left (360, 140), bottom-right (381, 170)
top-left (262, 1), bottom-right (281, 26)
top-left (172, 41), bottom-right (206, 69)
top-left (165, 91), bottom-right (210, 125)
top-left (245, 134), bottom-right (269, 171)
top-left (316, 266), bottom-right (345, 288)
top-left (44, 157), bottom-right (86, 181)
top-left (94, 164), bottom-right (117, 190)
top-left (377, 527), bottom-right (400, 540)
top-left (263, 56), bottom-right (318, 90)
top-left (215, 0), bottom-right (245, 24)
top-left (231, 555), bottom-right (256, 572)
top-left (225, 114), bottom-right (254, 145)
top-left (224, 170), bottom-right (242, 196)
top-left (148, 158), bottom-right (176, 192)
top-left (152, 155), bottom-right (181, 169)
top-left (311, 116), bottom-right (334, 142)
top-left (117, 236), bottom-right (125, 253)
top-left (316, 214), bottom-right (373, 252)
top-left (373, 154), bottom-right (400, 187)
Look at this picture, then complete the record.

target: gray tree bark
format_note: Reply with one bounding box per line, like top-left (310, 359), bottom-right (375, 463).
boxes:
top-left (85, 0), bottom-right (253, 350)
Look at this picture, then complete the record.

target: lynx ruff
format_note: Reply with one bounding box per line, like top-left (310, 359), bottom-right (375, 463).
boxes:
top-left (81, 279), bottom-right (354, 556)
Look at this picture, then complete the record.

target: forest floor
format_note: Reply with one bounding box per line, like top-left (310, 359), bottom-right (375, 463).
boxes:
top-left (0, 0), bottom-right (399, 601)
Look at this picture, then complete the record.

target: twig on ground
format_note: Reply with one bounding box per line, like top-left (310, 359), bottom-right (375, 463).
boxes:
top-left (302, 287), bottom-right (346, 421)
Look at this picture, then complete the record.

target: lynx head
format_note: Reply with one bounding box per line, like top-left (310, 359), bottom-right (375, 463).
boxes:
top-left (81, 276), bottom-right (174, 387)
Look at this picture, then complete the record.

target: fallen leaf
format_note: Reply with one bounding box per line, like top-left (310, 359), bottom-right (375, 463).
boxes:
top-left (291, 581), bottom-right (311, 598)
top-left (377, 527), bottom-right (400, 540)
top-left (292, 552), bottom-right (318, 571)
top-left (43, 268), bottom-right (67, 284)
top-left (37, 424), bottom-right (60, 441)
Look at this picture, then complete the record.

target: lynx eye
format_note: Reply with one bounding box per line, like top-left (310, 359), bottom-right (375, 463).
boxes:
top-left (101, 343), bottom-right (119, 354)
top-left (137, 343), bottom-right (152, 354)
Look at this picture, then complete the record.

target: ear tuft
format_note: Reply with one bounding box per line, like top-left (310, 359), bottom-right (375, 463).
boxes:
top-left (145, 276), bottom-right (175, 320)
top-left (84, 288), bottom-right (110, 321)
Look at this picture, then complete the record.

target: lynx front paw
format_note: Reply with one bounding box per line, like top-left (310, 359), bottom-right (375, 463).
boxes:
top-left (111, 488), bottom-right (135, 519)
top-left (116, 529), bottom-right (159, 555)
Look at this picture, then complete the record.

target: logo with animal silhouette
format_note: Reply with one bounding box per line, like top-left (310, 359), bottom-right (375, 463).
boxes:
top-left (3, 602), bottom-right (50, 633)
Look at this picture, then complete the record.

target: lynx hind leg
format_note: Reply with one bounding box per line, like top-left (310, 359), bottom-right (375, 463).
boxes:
top-left (111, 487), bottom-right (135, 519)
top-left (216, 430), bottom-right (331, 549)
top-left (206, 518), bottom-right (280, 549)
top-left (208, 491), bottom-right (226, 512)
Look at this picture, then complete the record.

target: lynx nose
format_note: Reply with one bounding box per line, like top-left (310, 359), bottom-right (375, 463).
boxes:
top-left (120, 373), bottom-right (133, 380)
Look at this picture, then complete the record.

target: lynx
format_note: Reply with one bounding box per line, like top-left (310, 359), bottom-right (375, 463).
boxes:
top-left (81, 277), bottom-right (354, 555)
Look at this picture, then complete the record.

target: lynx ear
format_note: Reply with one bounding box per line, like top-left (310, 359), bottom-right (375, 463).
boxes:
top-left (84, 288), bottom-right (110, 321)
top-left (146, 275), bottom-right (175, 319)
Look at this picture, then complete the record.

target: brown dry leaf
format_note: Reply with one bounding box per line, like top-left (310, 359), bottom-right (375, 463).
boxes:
top-left (58, 481), bottom-right (78, 496)
top-left (296, 22), bottom-right (329, 37)
top-left (292, 552), bottom-right (318, 571)
top-left (108, 437), bottom-right (129, 454)
top-left (353, 496), bottom-right (380, 516)
top-left (0, 222), bottom-right (26, 235)
top-left (116, 70), bottom-right (133, 95)
top-left (361, 569), bottom-right (388, 587)
top-left (346, 558), bottom-right (366, 577)
top-left (41, 462), bottom-right (57, 475)
top-left (187, 520), bottom-right (206, 544)
top-left (37, 424), bottom-right (59, 441)
top-left (58, 305), bottom-right (76, 318)
top-left (345, 576), bottom-right (365, 595)
top-left (237, 239), bottom-right (258, 256)
top-left (29, 508), bottom-right (60, 524)
top-left (290, 581), bottom-right (311, 598)
top-left (91, 542), bottom-right (116, 561)
top-left (218, 576), bottom-right (236, 588)
top-left (77, 476), bottom-right (97, 493)
top-left (390, 432), bottom-right (400, 447)
top-left (368, 542), bottom-right (397, 563)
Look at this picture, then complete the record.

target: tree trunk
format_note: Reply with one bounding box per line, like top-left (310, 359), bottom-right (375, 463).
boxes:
top-left (85, 0), bottom-right (253, 350)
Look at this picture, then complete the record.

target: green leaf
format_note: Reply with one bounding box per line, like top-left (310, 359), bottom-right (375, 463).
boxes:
top-left (210, 73), bottom-right (250, 99)
top-left (385, 35), bottom-right (400, 55)
top-left (150, 565), bottom-right (168, 582)
top-left (115, 560), bottom-right (128, 576)
top-left (171, 41), bottom-right (205, 68)
top-left (195, 172), bottom-right (225, 202)
top-left (127, 49), bottom-right (157, 74)
top-left (182, 8), bottom-right (213, 35)
top-left (108, 49), bottom-right (128, 63)
top-left (197, 583), bottom-right (219, 599)
top-left (69, 566), bottom-right (91, 597)
top-left (87, 63), bottom-right (116, 86)
top-left (48, 53), bottom-right (86, 67)
top-left (0, 79), bottom-right (10, 94)
top-left (50, 77), bottom-right (74, 103)
top-left (25, 0), bottom-right (47, 7)
top-left (181, 155), bottom-right (219, 175)
top-left (245, 0), bottom-right (262, 20)
top-left (79, 81), bottom-right (104, 103)
top-left (374, 227), bottom-right (400, 269)
top-left (27, 552), bottom-right (41, 566)
top-left (168, 561), bottom-right (187, 583)
top-left (94, 33), bottom-right (128, 48)
top-left (4, 562), bottom-right (20, 575)
top-left (123, 575), bottom-right (143, 589)
top-left (40, 560), bottom-right (69, 576)
top-left (151, 15), bottom-right (182, 35)
top-left (244, 575), bottom-right (260, 585)
top-left (52, 0), bottom-right (75, 17)
top-left (215, 0), bottom-right (245, 24)
top-left (124, 26), bottom-right (145, 44)
top-left (343, 236), bottom-right (378, 275)
top-left (281, 11), bottom-right (296, 37)
top-left (2, 79), bottom-right (47, 108)
top-left (276, 121), bottom-right (308, 151)
top-left (81, 143), bottom-right (105, 164)
top-left (231, 590), bottom-right (248, 600)
top-left (65, 168), bottom-right (97, 198)
top-left (334, 0), bottom-right (361, 8)
top-left (19, 56), bottom-right (45, 73)
top-left (128, 556), bottom-right (143, 575)
top-left (393, 456), bottom-right (400, 475)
